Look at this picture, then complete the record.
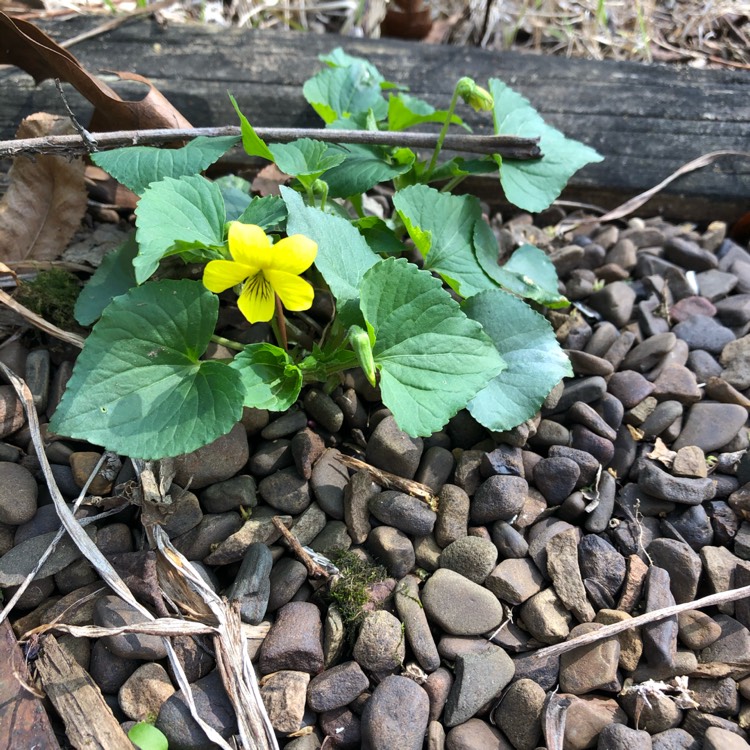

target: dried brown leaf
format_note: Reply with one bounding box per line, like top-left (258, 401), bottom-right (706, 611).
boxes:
top-left (0, 12), bottom-right (191, 131)
top-left (0, 113), bottom-right (87, 262)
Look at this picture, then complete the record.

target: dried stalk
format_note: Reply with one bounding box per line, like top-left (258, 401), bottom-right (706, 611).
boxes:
top-left (272, 516), bottom-right (330, 579)
top-left (0, 126), bottom-right (542, 160)
top-left (531, 583), bottom-right (750, 662)
top-left (335, 452), bottom-right (438, 510)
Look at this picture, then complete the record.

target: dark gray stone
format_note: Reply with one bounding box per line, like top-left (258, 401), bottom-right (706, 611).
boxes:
top-left (258, 601), bottom-right (324, 675)
top-left (361, 676), bottom-right (429, 750)
top-left (471, 475), bottom-right (528, 524)
top-left (444, 644), bottom-right (515, 727)
top-left (366, 416), bottom-right (424, 480)
top-left (225, 542), bottom-right (273, 624)
top-left (155, 670), bottom-right (238, 750)
top-left (369, 490), bottom-right (437, 537)
top-left (307, 661), bottom-right (369, 713)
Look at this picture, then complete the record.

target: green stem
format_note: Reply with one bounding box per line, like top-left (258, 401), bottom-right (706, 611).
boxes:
top-left (440, 174), bottom-right (468, 193)
top-left (210, 334), bottom-right (245, 352)
top-left (273, 294), bottom-right (288, 351)
top-left (318, 180), bottom-right (329, 212)
top-left (305, 183), bottom-right (316, 207)
top-left (425, 82), bottom-right (462, 181)
top-left (300, 350), bottom-right (359, 384)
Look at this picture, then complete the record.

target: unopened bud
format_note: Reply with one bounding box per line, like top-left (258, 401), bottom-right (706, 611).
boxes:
top-left (457, 77), bottom-right (494, 112)
top-left (349, 325), bottom-right (377, 387)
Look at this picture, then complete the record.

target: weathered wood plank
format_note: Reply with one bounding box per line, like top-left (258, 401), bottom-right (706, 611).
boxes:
top-left (35, 634), bottom-right (133, 750)
top-left (2, 18), bottom-right (748, 220)
top-left (0, 620), bottom-right (61, 750)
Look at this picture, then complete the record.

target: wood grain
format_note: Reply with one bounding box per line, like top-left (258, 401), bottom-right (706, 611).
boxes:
top-left (2, 18), bottom-right (748, 220)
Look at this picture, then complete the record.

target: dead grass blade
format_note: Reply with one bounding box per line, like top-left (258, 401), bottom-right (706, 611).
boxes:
top-left (137, 462), bottom-right (279, 750)
top-left (597, 150), bottom-right (750, 223)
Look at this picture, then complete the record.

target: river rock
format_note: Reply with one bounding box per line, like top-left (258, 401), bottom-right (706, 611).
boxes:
top-left (361, 675), bottom-right (429, 750)
top-left (353, 610), bottom-right (405, 675)
top-left (173, 422), bottom-right (249, 489)
top-left (443, 644), bottom-right (514, 727)
top-left (422, 569), bottom-right (504, 636)
top-left (155, 670), bottom-right (238, 750)
top-left (307, 661), bottom-right (369, 713)
top-left (258, 601), bottom-right (324, 675)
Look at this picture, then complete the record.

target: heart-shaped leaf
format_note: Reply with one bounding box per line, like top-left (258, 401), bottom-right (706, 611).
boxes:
top-left (92, 136), bottom-right (239, 195)
top-left (74, 234), bottom-right (138, 325)
top-left (324, 144), bottom-right (414, 198)
top-left (464, 288), bottom-right (572, 431)
top-left (269, 139), bottom-right (346, 185)
top-left (490, 78), bottom-right (603, 212)
top-left (51, 280), bottom-right (244, 459)
top-left (473, 223), bottom-right (568, 308)
top-left (134, 175), bottom-right (226, 283)
top-left (360, 257), bottom-right (505, 437)
top-left (393, 184), bottom-right (497, 297)
top-left (230, 343), bottom-right (302, 411)
top-left (282, 186), bottom-right (379, 325)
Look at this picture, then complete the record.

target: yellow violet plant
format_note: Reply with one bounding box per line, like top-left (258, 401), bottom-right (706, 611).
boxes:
top-left (51, 49), bottom-right (600, 460)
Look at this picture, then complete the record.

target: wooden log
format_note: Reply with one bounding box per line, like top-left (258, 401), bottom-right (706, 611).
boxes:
top-left (0, 619), bottom-right (61, 750)
top-left (1, 17), bottom-right (748, 221)
top-left (34, 633), bottom-right (133, 750)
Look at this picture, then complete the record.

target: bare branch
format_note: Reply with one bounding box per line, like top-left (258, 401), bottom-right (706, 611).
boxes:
top-left (0, 126), bottom-right (542, 160)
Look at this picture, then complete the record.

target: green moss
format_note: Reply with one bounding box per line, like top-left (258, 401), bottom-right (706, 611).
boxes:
top-left (326, 549), bottom-right (388, 641)
top-left (15, 269), bottom-right (80, 330)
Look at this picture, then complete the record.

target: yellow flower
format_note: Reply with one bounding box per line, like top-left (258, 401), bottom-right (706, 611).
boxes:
top-left (203, 222), bottom-right (318, 323)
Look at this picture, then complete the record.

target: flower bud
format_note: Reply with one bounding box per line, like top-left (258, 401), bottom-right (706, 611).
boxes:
top-left (457, 77), bottom-right (494, 112)
top-left (349, 325), bottom-right (377, 387)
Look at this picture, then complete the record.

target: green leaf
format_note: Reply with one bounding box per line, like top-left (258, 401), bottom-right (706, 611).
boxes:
top-left (387, 93), bottom-right (467, 132)
top-left (215, 174), bottom-right (253, 221)
top-left (268, 138), bottom-right (346, 184)
top-left (464, 288), bottom-right (572, 431)
top-left (426, 156), bottom-right (498, 183)
top-left (282, 186), bottom-right (378, 325)
top-left (134, 175), bottom-right (226, 283)
top-left (128, 723), bottom-right (169, 750)
top-left (303, 64), bottom-right (388, 124)
top-left (490, 78), bottom-right (603, 212)
top-left (355, 216), bottom-right (404, 256)
top-left (91, 136), bottom-right (240, 195)
top-left (230, 93), bottom-right (275, 161)
top-left (323, 144), bottom-right (414, 198)
top-left (236, 195), bottom-right (288, 230)
top-left (360, 257), bottom-right (505, 437)
top-left (320, 48), bottom-right (385, 84)
top-left (50, 280), bottom-right (244, 460)
top-left (74, 234), bottom-right (138, 325)
top-left (230, 343), bottom-right (302, 411)
top-left (392, 184), bottom-right (496, 297)
top-left (473, 224), bottom-right (568, 308)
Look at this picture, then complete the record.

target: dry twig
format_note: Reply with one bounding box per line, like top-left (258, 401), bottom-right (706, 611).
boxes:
top-left (334, 452), bottom-right (438, 510)
top-left (0, 126), bottom-right (541, 160)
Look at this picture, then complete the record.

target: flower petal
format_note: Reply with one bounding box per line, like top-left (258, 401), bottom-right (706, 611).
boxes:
top-left (237, 272), bottom-right (276, 322)
top-left (203, 259), bottom-right (253, 293)
top-left (268, 234), bottom-right (318, 275)
top-left (228, 222), bottom-right (273, 267)
top-left (265, 270), bottom-right (315, 312)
